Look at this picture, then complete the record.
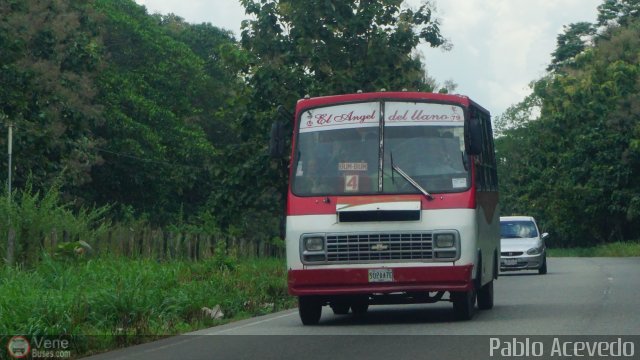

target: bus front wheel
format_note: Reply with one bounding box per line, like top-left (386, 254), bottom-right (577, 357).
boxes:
top-left (452, 290), bottom-right (476, 321)
top-left (298, 296), bottom-right (322, 325)
top-left (477, 280), bottom-right (494, 310)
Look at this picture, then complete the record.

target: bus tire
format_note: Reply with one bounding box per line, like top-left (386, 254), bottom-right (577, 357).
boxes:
top-left (452, 290), bottom-right (476, 321)
top-left (299, 296), bottom-right (322, 325)
top-left (477, 280), bottom-right (494, 310)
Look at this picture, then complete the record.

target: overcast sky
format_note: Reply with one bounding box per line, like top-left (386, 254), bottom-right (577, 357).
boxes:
top-left (135, 0), bottom-right (602, 116)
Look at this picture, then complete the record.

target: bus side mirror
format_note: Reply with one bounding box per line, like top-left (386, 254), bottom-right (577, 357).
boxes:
top-left (467, 118), bottom-right (483, 155)
top-left (269, 121), bottom-right (285, 158)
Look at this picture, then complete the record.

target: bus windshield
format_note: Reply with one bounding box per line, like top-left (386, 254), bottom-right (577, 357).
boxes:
top-left (292, 101), bottom-right (470, 196)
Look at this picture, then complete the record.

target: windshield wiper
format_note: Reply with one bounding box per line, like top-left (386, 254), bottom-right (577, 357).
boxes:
top-left (390, 152), bottom-right (434, 200)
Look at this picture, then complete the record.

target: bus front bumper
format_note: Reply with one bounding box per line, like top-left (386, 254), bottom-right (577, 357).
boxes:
top-left (288, 265), bottom-right (474, 296)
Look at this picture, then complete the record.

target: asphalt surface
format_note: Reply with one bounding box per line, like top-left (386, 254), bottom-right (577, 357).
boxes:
top-left (85, 257), bottom-right (640, 359)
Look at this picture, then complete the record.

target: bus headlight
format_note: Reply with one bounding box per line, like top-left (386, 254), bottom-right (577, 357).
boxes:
top-left (434, 233), bottom-right (455, 248)
top-left (304, 236), bottom-right (325, 251)
top-left (433, 231), bottom-right (459, 261)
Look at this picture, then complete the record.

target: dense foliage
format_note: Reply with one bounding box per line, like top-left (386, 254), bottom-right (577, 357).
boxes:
top-left (0, 0), bottom-right (240, 224)
top-left (4, 0), bottom-right (637, 252)
top-left (0, 0), bottom-right (447, 261)
top-left (496, 0), bottom-right (640, 246)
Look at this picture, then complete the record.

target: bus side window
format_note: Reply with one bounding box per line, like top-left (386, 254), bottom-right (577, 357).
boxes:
top-left (474, 108), bottom-right (497, 192)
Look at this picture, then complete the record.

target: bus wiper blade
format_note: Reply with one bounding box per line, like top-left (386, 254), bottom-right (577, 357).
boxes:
top-left (390, 154), bottom-right (433, 200)
top-left (390, 152), bottom-right (395, 184)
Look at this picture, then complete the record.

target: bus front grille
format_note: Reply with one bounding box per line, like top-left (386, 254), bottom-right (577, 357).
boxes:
top-left (326, 232), bottom-right (433, 263)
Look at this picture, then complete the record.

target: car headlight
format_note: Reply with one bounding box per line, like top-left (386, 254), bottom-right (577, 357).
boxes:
top-left (526, 247), bottom-right (542, 255)
top-left (434, 233), bottom-right (455, 248)
top-left (303, 236), bottom-right (324, 251)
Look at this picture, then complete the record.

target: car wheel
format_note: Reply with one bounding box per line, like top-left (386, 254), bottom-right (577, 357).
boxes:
top-left (477, 280), bottom-right (494, 310)
top-left (452, 290), bottom-right (476, 320)
top-left (538, 256), bottom-right (548, 275)
top-left (299, 296), bottom-right (322, 325)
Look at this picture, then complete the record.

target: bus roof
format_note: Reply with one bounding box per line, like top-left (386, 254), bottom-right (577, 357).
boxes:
top-left (296, 91), bottom-right (488, 114)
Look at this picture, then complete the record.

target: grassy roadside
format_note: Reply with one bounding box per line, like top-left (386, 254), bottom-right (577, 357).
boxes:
top-left (0, 255), bottom-right (295, 358)
top-left (548, 241), bottom-right (640, 257)
top-left (3, 241), bottom-right (639, 358)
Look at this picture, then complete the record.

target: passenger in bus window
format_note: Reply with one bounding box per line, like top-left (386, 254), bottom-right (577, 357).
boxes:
top-left (299, 157), bottom-right (334, 194)
top-left (331, 127), bottom-right (378, 193)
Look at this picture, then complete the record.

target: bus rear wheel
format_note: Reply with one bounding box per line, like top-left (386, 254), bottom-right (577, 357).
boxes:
top-left (298, 296), bottom-right (322, 325)
top-left (452, 290), bottom-right (476, 321)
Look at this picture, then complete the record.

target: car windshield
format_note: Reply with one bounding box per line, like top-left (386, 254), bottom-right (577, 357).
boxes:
top-left (291, 101), bottom-right (470, 196)
top-left (500, 220), bottom-right (539, 238)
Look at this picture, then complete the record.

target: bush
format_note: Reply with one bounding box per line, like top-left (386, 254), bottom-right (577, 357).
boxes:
top-left (0, 255), bottom-right (295, 357)
top-left (0, 178), bottom-right (109, 267)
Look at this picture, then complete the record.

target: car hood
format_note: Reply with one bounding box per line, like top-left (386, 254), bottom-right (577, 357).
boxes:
top-left (500, 238), bottom-right (542, 251)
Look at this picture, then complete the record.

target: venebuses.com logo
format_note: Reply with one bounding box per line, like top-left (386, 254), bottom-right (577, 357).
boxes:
top-left (6, 335), bottom-right (72, 359)
top-left (7, 336), bottom-right (30, 359)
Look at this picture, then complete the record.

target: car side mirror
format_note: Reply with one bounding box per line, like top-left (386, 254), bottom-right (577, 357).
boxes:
top-left (541, 232), bottom-right (549, 240)
top-left (467, 117), bottom-right (482, 155)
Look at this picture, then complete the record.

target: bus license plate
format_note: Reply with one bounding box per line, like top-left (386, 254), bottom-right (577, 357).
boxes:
top-left (368, 269), bottom-right (393, 283)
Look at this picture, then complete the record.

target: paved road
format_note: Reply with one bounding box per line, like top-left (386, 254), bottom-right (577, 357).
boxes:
top-left (86, 258), bottom-right (640, 359)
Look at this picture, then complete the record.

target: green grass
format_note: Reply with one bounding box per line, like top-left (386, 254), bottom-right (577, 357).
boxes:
top-left (4, 241), bottom-right (638, 358)
top-left (0, 255), bottom-right (295, 357)
top-left (548, 241), bottom-right (640, 257)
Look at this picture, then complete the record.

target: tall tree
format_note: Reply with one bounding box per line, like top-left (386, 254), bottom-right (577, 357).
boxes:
top-left (597, 0), bottom-right (640, 27)
top-left (87, 0), bottom-right (231, 223)
top-left (547, 22), bottom-right (595, 72)
top-left (240, 0), bottom-right (447, 98)
top-left (219, 0), bottom-right (450, 238)
top-left (497, 18), bottom-right (640, 246)
top-left (1, 0), bottom-right (247, 225)
top-left (0, 0), bottom-right (105, 194)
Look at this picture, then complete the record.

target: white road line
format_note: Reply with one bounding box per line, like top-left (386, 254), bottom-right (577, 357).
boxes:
top-left (202, 310), bottom-right (298, 335)
top-left (95, 311), bottom-right (299, 358)
top-left (98, 337), bottom-right (201, 360)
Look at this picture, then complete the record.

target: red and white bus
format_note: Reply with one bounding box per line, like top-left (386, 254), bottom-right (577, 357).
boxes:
top-left (272, 91), bottom-right (500, 324)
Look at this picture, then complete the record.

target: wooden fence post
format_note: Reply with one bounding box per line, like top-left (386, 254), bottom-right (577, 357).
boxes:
top-left (6, 227), bottom-right (15, 266)
top-left (162, 230), bottom-right (169, 260)
top-left (107, 230), bottom-right (112, 256)
top-left (127, 229), bottom-right (134, 257)
top-left (138, 229), bottom-right (144, 257)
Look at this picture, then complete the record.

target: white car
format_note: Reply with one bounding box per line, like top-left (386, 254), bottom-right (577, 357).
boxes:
top-left (500, 216), bottom-right (549, 274)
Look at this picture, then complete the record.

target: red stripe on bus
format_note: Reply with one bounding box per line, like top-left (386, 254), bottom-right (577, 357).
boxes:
top-left (288, 265), bottom-right (474, 296)
top-left (287, 191), bottom-right (475, 215)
